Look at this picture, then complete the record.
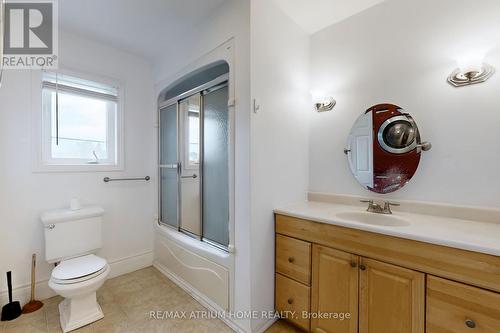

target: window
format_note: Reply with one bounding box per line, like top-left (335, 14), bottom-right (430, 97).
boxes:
top-left (180, 95), bottom-right (200, 169)
top-left (39, 71), bottom-right (121, 169)
top-left (187, 111), bottom-right (200, 165)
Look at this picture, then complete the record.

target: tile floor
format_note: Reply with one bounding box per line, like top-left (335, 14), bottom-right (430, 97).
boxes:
top-left (0, 267), bottom-right (300, 333)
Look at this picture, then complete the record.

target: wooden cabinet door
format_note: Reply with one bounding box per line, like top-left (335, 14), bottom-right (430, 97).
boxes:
top-left (311, 245), bottom-right (359, 333)
top-left (359, 257), bottom-right (425, 333)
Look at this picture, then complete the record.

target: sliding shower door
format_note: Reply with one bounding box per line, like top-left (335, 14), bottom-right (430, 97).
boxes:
top-left (202, 85), bottom-right (229, 246)
top-left (159, 104), bottom-right (178, 228)
top-left (179, 95), bottom-right (201, 236)
top-left (158, 77), bottom-right (230, 249)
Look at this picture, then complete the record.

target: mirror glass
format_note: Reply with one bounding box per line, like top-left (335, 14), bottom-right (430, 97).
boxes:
top-left (346, 103), bottom-right (424, 194)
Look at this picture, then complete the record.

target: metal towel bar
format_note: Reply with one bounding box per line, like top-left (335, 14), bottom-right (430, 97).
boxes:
top-left (103, 176), bottom-right (150, 183)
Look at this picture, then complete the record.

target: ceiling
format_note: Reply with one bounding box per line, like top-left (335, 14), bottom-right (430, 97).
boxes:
top-left (59, 0), bottom-right (227, 64)
top-left (273, 0), bottom-right (387, 34)
top-left (59, 0), bottom-right (387, 65)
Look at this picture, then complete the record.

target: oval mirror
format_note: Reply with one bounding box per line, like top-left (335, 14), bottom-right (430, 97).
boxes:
top-left (345, 103), bottom-right (431, 194)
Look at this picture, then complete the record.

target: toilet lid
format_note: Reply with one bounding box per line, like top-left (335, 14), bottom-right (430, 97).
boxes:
top-left (52, 254), bottom-right (107, 280)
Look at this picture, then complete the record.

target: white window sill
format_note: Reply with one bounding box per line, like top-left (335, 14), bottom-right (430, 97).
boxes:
top-left (32, 163), bottom-right (124, 173)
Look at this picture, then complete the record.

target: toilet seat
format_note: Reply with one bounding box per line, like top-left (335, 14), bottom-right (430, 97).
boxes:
top-left (51, 254), bottom-right (108, 285)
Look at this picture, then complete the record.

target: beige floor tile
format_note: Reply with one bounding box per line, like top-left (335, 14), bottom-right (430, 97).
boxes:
top-left (44, 296), bottom-right (63, 320)
top-left (130, 318), bottom-right (179, 333)
top-left (107, 280), bottom-right (144, 300)
top-left (90, 311), bottom-right (135, 333)
top-left (46, 311), bottom-right (62, 333)
top-left (14, 266), bottom-right (245, 333)
top-left (264, 320), bottom-right (304, 333)
top-left (96, 286), bottom-right (116, 306)
top-left (104, 273), bottom-right (138, 290)
top-left (171, 318), bottom-right (221, 333)
top-left (212, 320), bottom-right (235, 333)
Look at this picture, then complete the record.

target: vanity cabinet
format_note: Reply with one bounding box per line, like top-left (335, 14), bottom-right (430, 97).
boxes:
top-left (309, 245), bottom-right (424, 333)
top-left (358, 257), bottom-right (424, 333)
top-left (311, 245), bottom-right (358, 333)
top-left (275, 214), bottom-right (500, 333)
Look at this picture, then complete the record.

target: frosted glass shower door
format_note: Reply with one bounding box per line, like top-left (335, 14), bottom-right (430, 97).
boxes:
top-left (158, 76), bottom-right (230, 250)
top-left (202, 85), bottom-right (229, 247)
top-left (179, 95), bottom-right (201, 236)
top-left (159, 104), bottom-right (178, 228)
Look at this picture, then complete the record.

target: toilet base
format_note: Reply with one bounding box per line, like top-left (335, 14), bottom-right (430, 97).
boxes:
top-left (58, 292), bottom-right (104, 332)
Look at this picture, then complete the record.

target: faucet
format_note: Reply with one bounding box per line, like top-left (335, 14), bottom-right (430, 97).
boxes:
top-left (361, 200), bottom-right (400, 214)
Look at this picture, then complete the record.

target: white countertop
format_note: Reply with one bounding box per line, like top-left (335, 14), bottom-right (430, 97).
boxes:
top-left (275, 200), bottom-right (500, 257)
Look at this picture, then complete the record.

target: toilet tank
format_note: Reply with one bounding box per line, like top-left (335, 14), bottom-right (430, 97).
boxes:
top-left (41, 205), bottom-right (105, 263)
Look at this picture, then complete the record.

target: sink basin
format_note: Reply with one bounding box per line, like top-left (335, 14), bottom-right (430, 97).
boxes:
top-left (336, 211), bottom-right (410, 227)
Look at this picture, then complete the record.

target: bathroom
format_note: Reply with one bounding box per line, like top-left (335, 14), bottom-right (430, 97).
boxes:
top-left (0, 0), bottom-right (499, 332)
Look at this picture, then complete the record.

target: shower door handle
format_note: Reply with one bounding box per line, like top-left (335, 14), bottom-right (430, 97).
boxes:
top-left (162, 164), bottom-right (178, 169)
top-left (181, 174), bottom-right (198, 179)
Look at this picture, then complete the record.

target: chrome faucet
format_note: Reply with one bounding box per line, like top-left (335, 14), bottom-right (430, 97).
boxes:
top-left (361, 200), bottom-right (400, 214)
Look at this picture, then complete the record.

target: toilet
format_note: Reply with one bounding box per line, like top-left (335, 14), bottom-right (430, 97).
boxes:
top-left (41, 205), bottom-right (110, 332)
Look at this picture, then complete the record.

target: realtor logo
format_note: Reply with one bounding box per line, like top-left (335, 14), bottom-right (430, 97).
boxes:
top-left (2, 0), bottom-right (58, 68)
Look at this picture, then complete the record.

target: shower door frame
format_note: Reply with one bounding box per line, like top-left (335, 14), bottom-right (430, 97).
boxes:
top-left (158, 73), bottom-right (230, 252)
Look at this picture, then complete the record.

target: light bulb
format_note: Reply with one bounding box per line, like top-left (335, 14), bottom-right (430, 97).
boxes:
top-left (456, 52), bottom-right (484, 75)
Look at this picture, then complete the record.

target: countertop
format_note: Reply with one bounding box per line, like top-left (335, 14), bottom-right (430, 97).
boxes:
top-left (275, 200), bottom-right (500, 257)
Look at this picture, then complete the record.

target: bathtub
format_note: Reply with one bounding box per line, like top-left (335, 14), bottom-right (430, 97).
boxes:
top-left (153, 223), bottom-right (233, 311)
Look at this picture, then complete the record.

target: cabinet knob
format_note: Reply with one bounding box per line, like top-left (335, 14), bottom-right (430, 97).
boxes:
top-left (465, 319), bottom-right (476, 329)
top-left (350, 261), bottom-right (357, 268)
top-left (287, 298), bottom-right (293, 305)
top-left (359, 264), bottom-right (366, 271)
top-left (288, 257), bottom-right (295, 263)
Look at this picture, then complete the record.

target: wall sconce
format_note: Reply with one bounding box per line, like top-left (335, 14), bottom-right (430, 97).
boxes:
top-left (447, 59), bottom-right (495, 87)
top-left (314, 96), bottom-right (336, 112)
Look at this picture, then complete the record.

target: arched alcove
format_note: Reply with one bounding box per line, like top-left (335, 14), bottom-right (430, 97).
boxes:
top-left (158, 60), bottom-right (229, 104)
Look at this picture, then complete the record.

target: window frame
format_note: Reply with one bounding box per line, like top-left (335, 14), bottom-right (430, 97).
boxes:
top-left (32, 68), bottom-right (124, 172)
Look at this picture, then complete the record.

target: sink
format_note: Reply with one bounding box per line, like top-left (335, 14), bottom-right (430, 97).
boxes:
top-left (336, 211), bottom-right (410, 227)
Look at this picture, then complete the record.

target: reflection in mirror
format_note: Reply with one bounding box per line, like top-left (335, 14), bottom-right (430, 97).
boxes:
top-left (346, 104), bottom-right (430, 194)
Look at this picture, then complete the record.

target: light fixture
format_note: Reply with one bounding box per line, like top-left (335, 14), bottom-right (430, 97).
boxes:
top-left (447, 57), bottom-right (495, 87)
top-left (314, 96), bottom-right (336, 112)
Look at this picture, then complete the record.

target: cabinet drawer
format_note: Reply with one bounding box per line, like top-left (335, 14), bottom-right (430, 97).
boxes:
top-left (276, 234), bottom-right (311, 285)
top-left (427, 276), bottom-right (500, 333)
top-left (276, 273), bottom-right (310, 331)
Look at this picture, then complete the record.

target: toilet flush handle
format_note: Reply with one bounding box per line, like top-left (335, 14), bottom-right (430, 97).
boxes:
top-left (45, 224), bottom-right (55, 230)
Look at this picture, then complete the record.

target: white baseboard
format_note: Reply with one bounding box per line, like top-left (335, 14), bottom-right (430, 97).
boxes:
top-left (254, 318), bottom-right (276, 333)
top-left (0, 251), bottom-right (154, 306)
top-left (154, 260), bottom-right (251, 333)
top-left (107, 251), bottom-right (154, 279)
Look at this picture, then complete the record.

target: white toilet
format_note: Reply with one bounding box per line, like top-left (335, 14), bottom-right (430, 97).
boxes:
top-left (41, 205), bottom-right (110, 332)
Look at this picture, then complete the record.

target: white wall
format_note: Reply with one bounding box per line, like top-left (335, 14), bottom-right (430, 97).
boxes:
top-left (153, 1), bottom-right (253, 332)
top-left (250, 0), bottom-right (310, 331)
top-left (309, 0), bottom-right (500, 208)
top-left (0, 31), bottom-right (156, 301)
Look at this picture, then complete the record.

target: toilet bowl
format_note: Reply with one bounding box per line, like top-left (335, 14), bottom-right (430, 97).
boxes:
top-left (48, 254), bottom-right (110, 332)
top-left (41, 205), bottom-right (109, 333)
